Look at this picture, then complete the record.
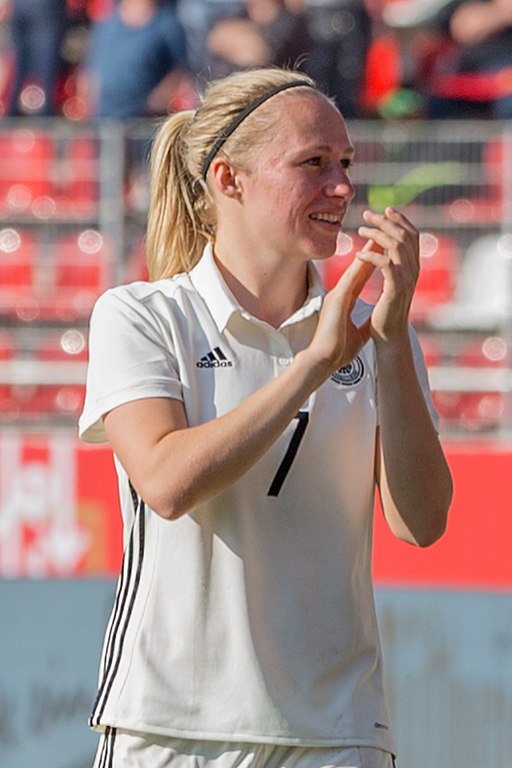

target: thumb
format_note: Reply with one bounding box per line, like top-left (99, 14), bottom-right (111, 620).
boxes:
top-left (332, 249), bottom-right (375, 300)
top-left (361, 237), bottom-right (384, 254)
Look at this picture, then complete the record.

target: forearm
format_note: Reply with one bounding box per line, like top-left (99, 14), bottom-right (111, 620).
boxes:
top-left (375, 335), bottom-right (453, 546)
top-left (122, 348), bottom-right (329, 519)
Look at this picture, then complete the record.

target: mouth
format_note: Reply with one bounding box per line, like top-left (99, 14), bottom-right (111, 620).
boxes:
top-left (309, 212), bottom-right (343, 226)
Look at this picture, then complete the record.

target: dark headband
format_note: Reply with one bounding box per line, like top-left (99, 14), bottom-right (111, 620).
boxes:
top-left (200, 79), bottom-right (313, 180)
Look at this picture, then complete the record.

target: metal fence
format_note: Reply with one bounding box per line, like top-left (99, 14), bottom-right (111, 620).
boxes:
top-left (0, 118), bottom-right (511, 437)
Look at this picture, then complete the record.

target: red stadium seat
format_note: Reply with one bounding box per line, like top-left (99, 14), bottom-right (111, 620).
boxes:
top-left (122, 236), bottom-right (149, 282)
top-left (0, 331), bottom-right (16, 360)
top-left (54, 229), bottom-right (105, 288)
top-left (0, 129), bottom-right (55, 215)
top-left (56, 136), bottom-right (99, 219)
top-left (44, 228), bottom-right (112, 321)
top-left (0, 227), bottom-right (40, 319)
top-left (410, 232), bottom-right (459, 322)
top-left (10, 385), bottom-right (83, 420)
top-left (0, 330), bottom-right (20, 420)
top-left (36, 328), bottom-right (88, 362)
top-left (454, 336), bottom-right (508, 432)
top-left (2, 329), bottom-right (88, 421)
top-left (433, 336), bottom-right (509, 432)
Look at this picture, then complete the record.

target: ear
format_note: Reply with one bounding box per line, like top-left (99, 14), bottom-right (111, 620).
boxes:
top-left (209, 158), bottom-right (242, 200)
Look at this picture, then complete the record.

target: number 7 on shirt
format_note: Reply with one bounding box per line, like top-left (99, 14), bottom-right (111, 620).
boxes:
top-left (267, 411), bottom-right (309, 497)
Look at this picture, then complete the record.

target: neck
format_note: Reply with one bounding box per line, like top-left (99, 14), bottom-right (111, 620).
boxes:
top-left (213, 243), bottom-right (309, 328)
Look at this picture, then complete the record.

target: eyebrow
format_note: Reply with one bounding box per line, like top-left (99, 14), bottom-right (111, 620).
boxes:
top-left (306, 144), bottom-right (355, 155)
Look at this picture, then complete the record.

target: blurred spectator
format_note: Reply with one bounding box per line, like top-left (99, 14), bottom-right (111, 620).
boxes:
top-left (297, 0), bottom-right (372, 117)
top-left (381, 0), bottom-right (451, 28)
top-left (85, 0), bottom-right (116, 19)
top-left (79, 0), bottom-right (195, 118)
top-left (175, 1), bottom-right (244, 74)
top-left (205, 0), bottom-right (312, 79)
top-left (384, 0), bottom-right (512, 119)
top-left (6, 0), bottom-right (70, 116)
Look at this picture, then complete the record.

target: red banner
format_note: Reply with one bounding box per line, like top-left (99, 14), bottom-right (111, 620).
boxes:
top-left (0, 433), bottom-right (122, 577)
top-left (0, 434), bottom-right (510, 587)
top-left (373, 441), bottom-right (512, 589)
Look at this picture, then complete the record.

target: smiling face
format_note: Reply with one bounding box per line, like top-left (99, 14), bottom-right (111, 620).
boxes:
top-left (228, 92), bottom-right (356, 265)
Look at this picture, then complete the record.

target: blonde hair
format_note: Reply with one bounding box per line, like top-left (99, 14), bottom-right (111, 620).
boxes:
top-left (145, 67), bottom-right (317, 281)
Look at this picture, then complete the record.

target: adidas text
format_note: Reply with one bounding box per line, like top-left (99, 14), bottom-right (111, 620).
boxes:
top-left (196, 359), bottom-right (233, 368)
top-left (196, 346), bottom-right (233, 368)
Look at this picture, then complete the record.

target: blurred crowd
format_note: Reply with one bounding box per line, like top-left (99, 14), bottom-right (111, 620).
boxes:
top-left (0, 0), bottom-right (511, 121)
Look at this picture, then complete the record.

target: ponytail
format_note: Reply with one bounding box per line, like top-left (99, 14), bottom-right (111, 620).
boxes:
top-left (146, 110), bottom-right (211, 281)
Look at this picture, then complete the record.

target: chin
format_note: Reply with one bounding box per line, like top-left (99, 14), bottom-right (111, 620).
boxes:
top-left (309, 241), bottom-right (338, 262)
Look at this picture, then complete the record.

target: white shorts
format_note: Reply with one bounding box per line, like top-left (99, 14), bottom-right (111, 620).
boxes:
top-left (92, 728), bottom-right (396, 768)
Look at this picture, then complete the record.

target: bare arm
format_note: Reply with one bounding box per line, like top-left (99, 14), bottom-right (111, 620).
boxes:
top-left (374, 338), bottom-right (452, 547)
top-left (104, 255), bottom-right (375, 520)
top-left (358, 207), bottom-right (453, 546)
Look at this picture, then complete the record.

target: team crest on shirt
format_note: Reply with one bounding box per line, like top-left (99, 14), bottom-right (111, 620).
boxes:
top-left (330, 355), bottom-right (365, 386)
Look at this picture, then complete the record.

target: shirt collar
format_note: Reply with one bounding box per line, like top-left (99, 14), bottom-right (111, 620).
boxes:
top-left (190, 244), bottom-right (326, 333)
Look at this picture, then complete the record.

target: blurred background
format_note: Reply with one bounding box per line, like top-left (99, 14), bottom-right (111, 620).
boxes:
top-left (0, 1), bottom-right (511, 766)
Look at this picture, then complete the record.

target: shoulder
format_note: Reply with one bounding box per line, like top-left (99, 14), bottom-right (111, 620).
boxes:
top-left (91, 274), bottom-right (194, 325)
top-left (98, 273), bottom-right (191, 304)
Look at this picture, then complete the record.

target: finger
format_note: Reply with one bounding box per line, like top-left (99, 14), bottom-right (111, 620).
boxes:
top-left (357, 247), bottom-right (389, 270)
top-left (361, 208), bottom-right (418, 245)
top-left (360, 237), bottom-right (384, 255)
top-left (383, 208), bottom-right (420, 261)
top-left (363, 207), bottom-right (416, 235)
top-left (383, 206), bottom-right (418, 236)
top-left (357, 225), bottom-right (396, 254)
top-left (357, 236), bottom-right (387, 267)
top-left (333, 251), bottom-right (375, 298)
top-left (359, 213), bottom-right (419, 268)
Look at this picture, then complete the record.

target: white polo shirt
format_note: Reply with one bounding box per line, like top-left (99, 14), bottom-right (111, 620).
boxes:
top-left (79, 245), bottom-right (436, 752)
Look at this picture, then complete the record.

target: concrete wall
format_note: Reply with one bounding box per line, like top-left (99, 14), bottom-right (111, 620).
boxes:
top-left (2, 581), bottom-right (511, 768)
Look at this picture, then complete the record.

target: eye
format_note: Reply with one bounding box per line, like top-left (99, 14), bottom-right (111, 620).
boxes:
top-left (303, 156), bottom-right (323, 167)
top-left (340, 158), bottom-right (354, 170)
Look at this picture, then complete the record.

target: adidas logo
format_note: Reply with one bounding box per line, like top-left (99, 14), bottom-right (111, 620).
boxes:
top-left (196, 346), bottom-right (233, 368)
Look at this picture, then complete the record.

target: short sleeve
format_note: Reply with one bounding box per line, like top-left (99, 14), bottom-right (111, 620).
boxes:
top-left (79, 287), bottom-right (183, 443)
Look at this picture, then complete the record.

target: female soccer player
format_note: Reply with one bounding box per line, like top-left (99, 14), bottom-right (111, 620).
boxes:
top-left (79, 66), bottom-right (453, 768)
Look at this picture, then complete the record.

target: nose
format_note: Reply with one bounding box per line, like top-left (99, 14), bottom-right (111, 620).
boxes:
top-left (325, 166), bottom-right (355, 201)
